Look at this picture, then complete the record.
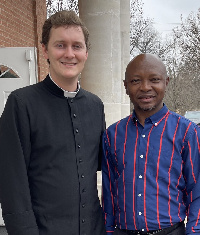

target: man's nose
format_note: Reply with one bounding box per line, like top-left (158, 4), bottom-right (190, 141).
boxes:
top-left (64, 47), bottom-right (75, 58)
top-left (140, 80), bottom-right (151, 91)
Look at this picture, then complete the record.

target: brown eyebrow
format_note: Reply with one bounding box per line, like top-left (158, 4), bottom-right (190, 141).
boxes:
top-left (53, 40), bottom-right (65, 44)
top-left (53, 40), bottom-right (85, 46)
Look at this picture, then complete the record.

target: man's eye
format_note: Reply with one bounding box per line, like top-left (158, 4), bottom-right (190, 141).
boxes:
top-left (73, 44), bottom-right (82, 50)
top-left (56, 44), bottom-right (64, 48)
top-left (130, 79), bottom-right (140, 84)
top-left (151, 78), bottom-right (160, 82)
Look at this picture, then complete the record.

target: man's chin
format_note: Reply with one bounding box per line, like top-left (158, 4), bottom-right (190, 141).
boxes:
top-left (139, 106), bottom-right (156, 112)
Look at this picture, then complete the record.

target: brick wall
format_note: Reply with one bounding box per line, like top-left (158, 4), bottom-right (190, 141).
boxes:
top-left (34, 0), bottom-right (49, 80)
top-left (0, 0), bottom-right (48, 81)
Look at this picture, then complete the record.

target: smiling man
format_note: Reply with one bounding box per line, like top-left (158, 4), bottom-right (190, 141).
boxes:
top-left (0, 10), bottom-right (106, 235)
top-left (124, 54), bottom-right (169, 126)
top-left (102, 54), bottom-right (200, 235)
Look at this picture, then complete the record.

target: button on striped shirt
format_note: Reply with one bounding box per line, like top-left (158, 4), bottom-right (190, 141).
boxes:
top-left (102, 105), bottom-right (200, 234)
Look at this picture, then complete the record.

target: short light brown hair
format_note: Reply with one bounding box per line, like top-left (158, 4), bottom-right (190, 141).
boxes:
top-left (41, 10), bottom-right (90, 50)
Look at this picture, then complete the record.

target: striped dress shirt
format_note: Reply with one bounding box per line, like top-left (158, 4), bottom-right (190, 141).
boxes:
top-left (102, 105), bottom-right (200, 235)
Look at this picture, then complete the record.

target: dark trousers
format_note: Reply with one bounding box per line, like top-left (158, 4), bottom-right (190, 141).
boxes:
top-left (113, 222), bottom-right (186, 235)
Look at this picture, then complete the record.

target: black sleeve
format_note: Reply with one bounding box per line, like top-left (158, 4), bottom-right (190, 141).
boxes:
top-left (0, 93), bottom-right (39, 235)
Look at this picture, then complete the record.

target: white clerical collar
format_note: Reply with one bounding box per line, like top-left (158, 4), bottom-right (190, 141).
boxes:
top-left (49, 73), bottom-right (80, 98)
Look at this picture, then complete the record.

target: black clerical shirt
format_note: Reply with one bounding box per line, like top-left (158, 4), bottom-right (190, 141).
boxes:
top-left (0, 75), bottom-right (106, 235)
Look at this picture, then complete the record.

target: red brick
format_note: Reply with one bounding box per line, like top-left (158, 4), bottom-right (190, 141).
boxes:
top-left (0, 0), bottom-right (48, 80)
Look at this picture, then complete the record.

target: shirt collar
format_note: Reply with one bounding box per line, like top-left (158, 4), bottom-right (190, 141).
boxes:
top-left (49, 73), bottom-right (80, 98)
top-left (132, 104), bottom-right (169, 125)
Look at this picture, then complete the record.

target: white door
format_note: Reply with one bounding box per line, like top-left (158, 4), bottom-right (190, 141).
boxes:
top-left (0, 47), bottom-right (38, 225)
top-left (0, 47), bottom-right (38, 116)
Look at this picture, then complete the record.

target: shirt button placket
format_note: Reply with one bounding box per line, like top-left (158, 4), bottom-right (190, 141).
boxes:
top-left (138, 154), bottom-right (144, 199)
top-left (138, 132), bottom-right (146, 226)
top-left (69, 99), bottom-right (86, 234)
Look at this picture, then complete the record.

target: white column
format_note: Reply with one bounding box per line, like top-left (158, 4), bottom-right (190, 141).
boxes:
top-left (120, 0), bottom-right (131, 118)
top-left (79, 0), bottom-right (130, 127)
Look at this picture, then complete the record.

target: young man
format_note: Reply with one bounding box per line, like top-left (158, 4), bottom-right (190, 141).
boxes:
top-left (102, 54), bottom-right (200, 235)
top-left (0, 10), bottom-right (106, 235)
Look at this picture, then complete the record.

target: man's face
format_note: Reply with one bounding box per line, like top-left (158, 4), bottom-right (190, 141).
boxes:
top-left (42, 26), bottom-right (88, 86)
top-left (124, 55), bottom-right (169, 117)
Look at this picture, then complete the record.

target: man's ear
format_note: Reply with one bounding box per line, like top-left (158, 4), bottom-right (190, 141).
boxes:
top-left (166, 76), bottom-right (170, 86)
top-left (41, 44), bottom-right (49, 60)
top-left (85, 51), bottom-right (88, 60)
top-left (123, 80), bottom-right (129, 95)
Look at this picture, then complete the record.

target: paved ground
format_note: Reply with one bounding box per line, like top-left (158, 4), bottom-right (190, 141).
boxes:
top-left (0, 227), bottom-right (7, 235)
